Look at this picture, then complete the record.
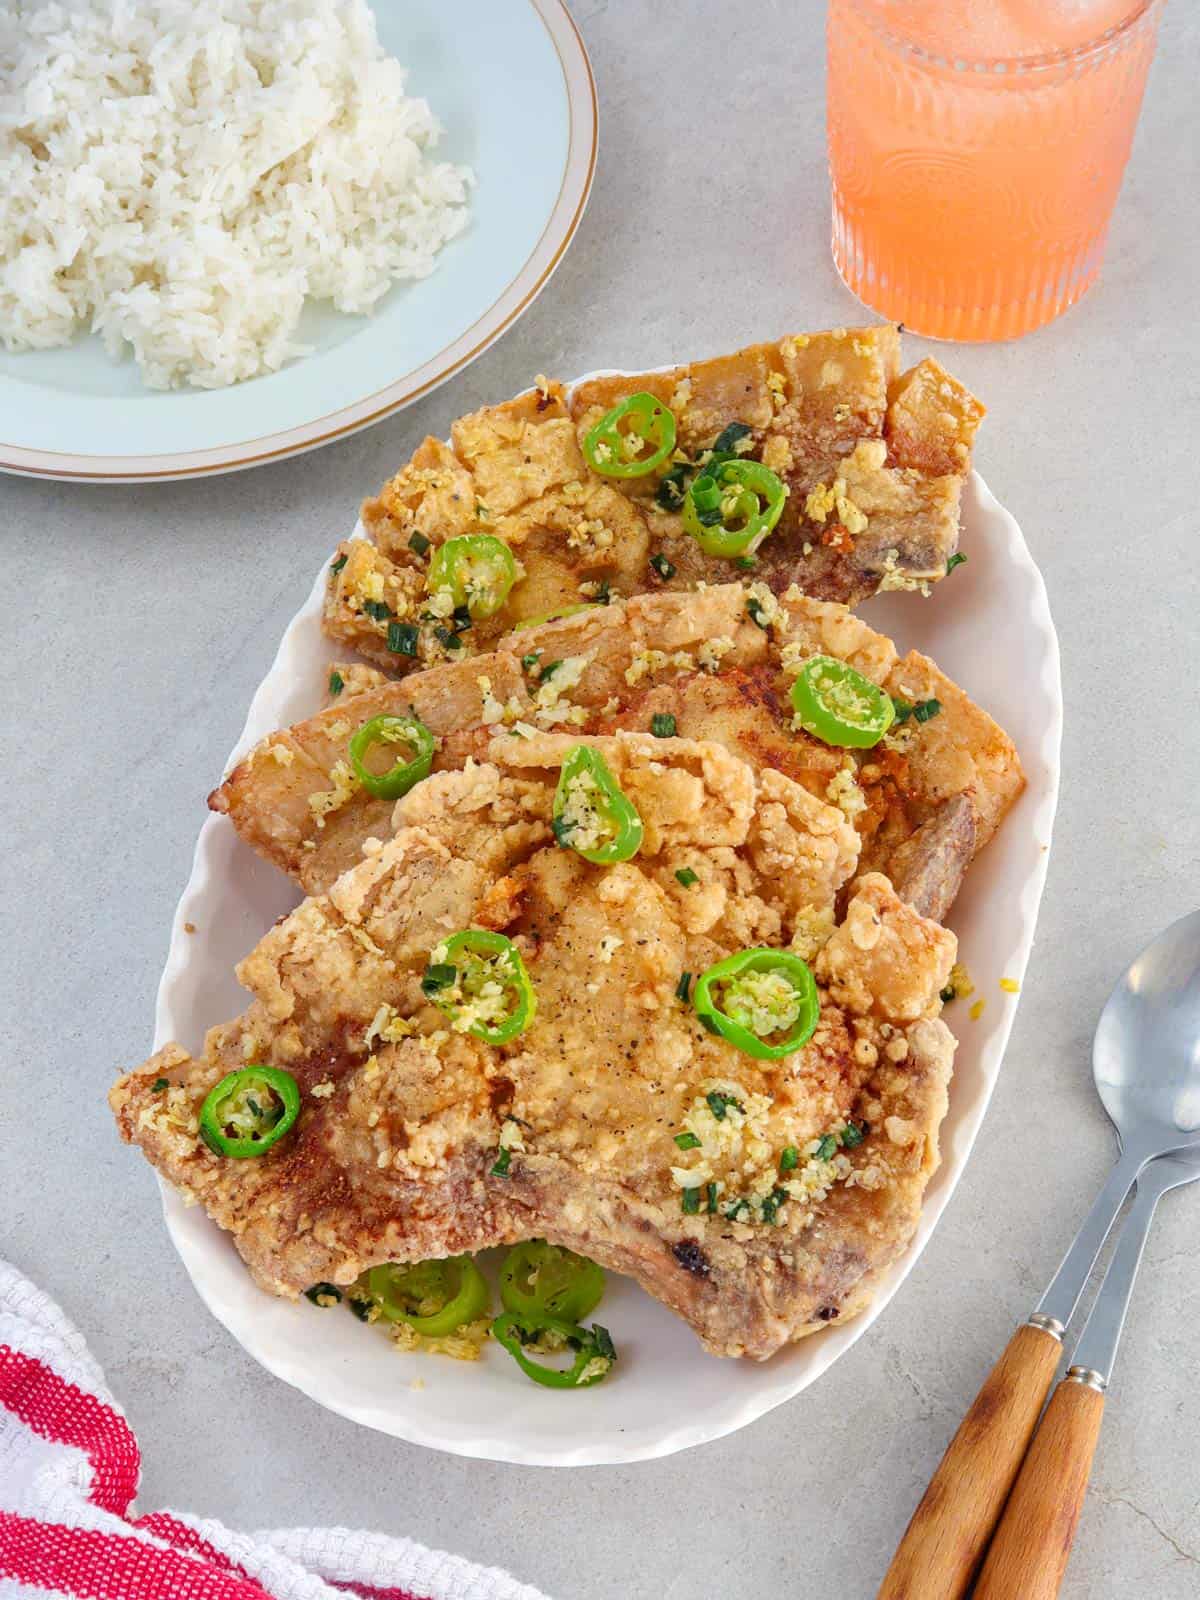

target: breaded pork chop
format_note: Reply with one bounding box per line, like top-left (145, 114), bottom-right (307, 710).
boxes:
top-left (114, 734), bottom-right (956, 1359)
top-left (323, 325), bottom-right (984, 673)
top-left (211, 585), bottom-right (1023, 917)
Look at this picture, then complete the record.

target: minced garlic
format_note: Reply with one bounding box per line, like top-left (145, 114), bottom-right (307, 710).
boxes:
top-left (308, 759), bottom-right (360, 826)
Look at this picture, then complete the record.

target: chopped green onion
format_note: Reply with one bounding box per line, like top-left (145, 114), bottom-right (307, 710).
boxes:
top-left (735, 555), bottom-right (757, 571)
top-left (946, 552), bottom-right (967, 574)
top-left (709, 422), bottom-right (753, 455)
top-left (705, 1182), bottom-right (719, 1214)
top-left (681, 1186), bottom-right (701, 1215)
top-left (330, 554), bottom-right (348, 575)
top-left (760, 1188), bottom-right (786, 1224)
top-left (747, 597), bottom-right (769, 629)
top-left (362, 599), bottom-right (391, 623)
top-left (674, 1131), bottom-right (701, 1150)
top-left (551, 815), bottom-right (576, 847)
top-left (675, 971), bottom-right (692, 1003)
top-left (452, 604), bottom-right (473, 632)
top-left (521, 651), bottom-right (541, 671)
top-left (421, 963), bottom-right (457, 995)
top-left (650, 552), bottom-right (676, 581)
top-left (329, 670), bottom-right (345, 696)
top-left (724, 1197), bottom-right (750, 1221)
top-left (305, 1282), bottom-right (343, 1306)
top-left (675, 867), bottom-right (699, 888)
top-left (706, 1090), bottom-right (742, 1121)
top-left (651, 713), bottom-right (677, 738)
top-left (434, 626), bottom-right (463, 651)
top-left (779, 1145), bottom-right (799, 1172)
top-left (939, 984), bottom-right (957, 1003)
top-left (540, 659), bottom-right (563, 681)
top-left (387, 621), bottom-right (418, 657)
top-left (348, 1295), bottom-right (378, 1322)
top-left (409, 532), bottom-right (431, 557)
top-left (814, 1134), bottom-right (837, 1161)
top-left (893, 696), bottom-right (941, 726)
top-left (656, 470), bottom-right (689, 512)
top-left (151, 1077), bottom-right (168, 1093)
top-left (842, 1120), bottom-right (866, 1148)
top-left (492, 1147), bottom-right (512, 1177)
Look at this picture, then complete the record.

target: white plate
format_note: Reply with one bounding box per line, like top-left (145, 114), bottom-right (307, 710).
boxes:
top-left (0, 0), bottom-right (596, 484)
top-left (152, 438), bottom-right (1062, 1465)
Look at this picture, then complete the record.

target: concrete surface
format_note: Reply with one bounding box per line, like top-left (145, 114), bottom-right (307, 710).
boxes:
top-left (3, 2), bottom-right (1199, 1595)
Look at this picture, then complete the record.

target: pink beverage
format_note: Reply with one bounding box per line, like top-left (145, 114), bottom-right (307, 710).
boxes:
top-left (827, 0), bottom-right (1164, 340)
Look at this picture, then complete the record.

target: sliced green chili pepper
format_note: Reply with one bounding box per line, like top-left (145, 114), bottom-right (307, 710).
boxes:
top-left (682, 459), bottom-right (787, 558)
top-left (552, 745), bottom-right (643, 864)
top-left (499, 1241), bottom-right (605, 1323)
top-left (492, 1311), bottom-right (616, 1388)
top-left (790, 654), bottom-right (895, 749)
top-left (199, 1065), bottom-right (300, 1158)
top-left (693, 948), bottom-right (819, 1061)
top-left (348, 713), bottom-right (435, 800)
top-left (583, 392), bottom-right (676, 479)
top-left (364, 1256), bottom-right (489, 1336)
top-left (427, 535), bottom-right (517, 619)
top-left (423, 929), bottom-right (536, 1043)
top-left (512, 602), bottom-right (601, 631)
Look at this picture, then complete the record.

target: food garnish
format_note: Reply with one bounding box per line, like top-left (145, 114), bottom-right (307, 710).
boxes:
top-left (693, 949), bottom-right (819, 1060)
top-left (552, 746), bottom-right (644, 864)
top-left (583, 393), bottom-right (677, 479)
top-left (199, 1066), bottom-right (300, 1159)
top-left (790, 655), bottom-right (895, 748)
top-left (422, 930), bottom-right (536, 1044)
top-left (348, 713), bottom-right (435, 800)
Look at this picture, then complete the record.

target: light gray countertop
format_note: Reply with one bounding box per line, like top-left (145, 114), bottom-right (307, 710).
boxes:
top-left (3, 3), bottom-right (1199, 1595)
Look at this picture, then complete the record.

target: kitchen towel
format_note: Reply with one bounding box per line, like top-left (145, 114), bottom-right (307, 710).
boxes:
top-left (0, 1261), bottom-right (551, 1600)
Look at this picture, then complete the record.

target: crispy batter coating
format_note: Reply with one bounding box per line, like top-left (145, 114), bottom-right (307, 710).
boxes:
top-left (211, 586), bottom-right (1022, 912)
top-left (328, 327), bottom-right (983, 671)
top-left (115, 738), bottom-right (956, 1358)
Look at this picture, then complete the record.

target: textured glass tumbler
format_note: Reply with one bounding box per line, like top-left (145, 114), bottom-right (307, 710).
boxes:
top-left (827, 1), bottom-right (1163, 341)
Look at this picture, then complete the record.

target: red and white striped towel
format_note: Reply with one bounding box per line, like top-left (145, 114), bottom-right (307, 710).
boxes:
top-left (0, 1262), bottom-right (551, 1600)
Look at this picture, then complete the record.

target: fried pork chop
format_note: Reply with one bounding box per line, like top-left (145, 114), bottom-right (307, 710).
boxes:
top-left (114, 733), bottom-right (956, 1359)
top-left (211, 585), bottom-right (1023, 918)
top-left (323, 325), bottom-right (984, 673)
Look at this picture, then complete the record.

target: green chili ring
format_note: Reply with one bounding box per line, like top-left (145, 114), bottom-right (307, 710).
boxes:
top-left (365, 1256), bottom-right (489, 1337)
top-left (682, 458), bottom-right (787, 558)
top-left (552, 744), bottom-right (644, 865)
top-left (789, 654), bottom-right (895, 749)
top-left (199, 1065), bottom-right (301, 1158)
top-left (583, 392), bottom-right (677, 479)
top-left (499, 1241), bottom-right (605, 1323)
top-left (427, 535), bottom-right (518, 619)
top-left (693, 948), bottom-right (819, 1061)
top-left (348, 713), bottom-right (436, 801)
top-left (423, 929), bottom-right (537, 1044)
top-left (492, 1311), bottom-right (616, 1388)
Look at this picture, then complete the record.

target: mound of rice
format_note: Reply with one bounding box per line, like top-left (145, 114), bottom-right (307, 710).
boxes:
top-left (0, 0), bottom-right (473, 389)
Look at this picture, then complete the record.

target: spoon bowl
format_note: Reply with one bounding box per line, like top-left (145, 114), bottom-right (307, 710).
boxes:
top-left (1092, 908), bottom-right (1200, 1155)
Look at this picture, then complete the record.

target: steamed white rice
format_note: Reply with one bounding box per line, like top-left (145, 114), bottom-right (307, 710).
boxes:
top-left (0, 0), bottom-right (473, 389)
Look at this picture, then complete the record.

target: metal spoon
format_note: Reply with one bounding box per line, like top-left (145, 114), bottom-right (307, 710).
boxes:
top-left (878, 908), bottom-right (1200, 1600)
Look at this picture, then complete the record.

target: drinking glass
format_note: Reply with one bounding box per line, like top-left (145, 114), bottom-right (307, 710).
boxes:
top-left (827, 0), bottom-right (1164, 340)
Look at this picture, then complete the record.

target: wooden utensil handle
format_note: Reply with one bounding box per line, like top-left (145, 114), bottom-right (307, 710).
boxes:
top-left (876, 1321), bottom-right (1062, 1600)
top-left (973, 1373), bottom-right (1105, 1600)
